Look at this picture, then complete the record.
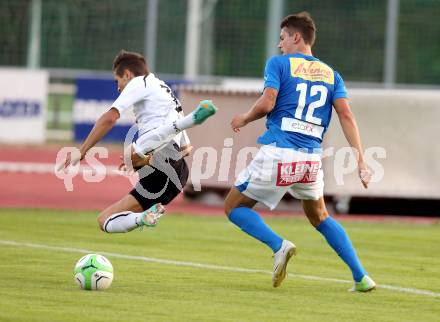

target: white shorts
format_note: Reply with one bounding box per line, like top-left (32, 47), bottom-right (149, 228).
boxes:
top-left (234, 145), bottom-right (324, 210)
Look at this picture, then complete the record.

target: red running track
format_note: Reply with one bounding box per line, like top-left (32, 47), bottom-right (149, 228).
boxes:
top-left (0, 146), bottom-right (132, 210)
top-left (0, 146), bottom-right (437, 225)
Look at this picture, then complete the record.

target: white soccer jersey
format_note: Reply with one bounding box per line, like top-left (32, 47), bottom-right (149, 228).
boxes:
top-left (111, 73), bottom-right (189, 148)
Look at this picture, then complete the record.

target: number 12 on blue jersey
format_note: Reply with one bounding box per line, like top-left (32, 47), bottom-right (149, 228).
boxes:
top-left (294, 83), bottom-right (328, 126)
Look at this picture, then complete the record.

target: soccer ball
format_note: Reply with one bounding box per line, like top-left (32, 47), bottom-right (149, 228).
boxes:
top-left (74, 254), bottom-right (113, 291)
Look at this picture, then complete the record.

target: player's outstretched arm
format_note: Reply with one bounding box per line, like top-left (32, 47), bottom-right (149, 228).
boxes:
top-left (79, 108), bottom-right (120, 156)
top-left (62, 108), bottom-right (120, 170)
top-left (333, 98), bottom-right (371, 188)
top-left (231, 88), bottom-right (278, 132)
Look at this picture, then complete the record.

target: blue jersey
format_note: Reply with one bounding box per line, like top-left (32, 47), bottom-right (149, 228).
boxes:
top-left (258, 53), bottom-right (347, 152)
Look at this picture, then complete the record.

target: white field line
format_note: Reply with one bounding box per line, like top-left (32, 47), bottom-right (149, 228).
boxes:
top-left (0, 239), bottom-right (439, 298)
top-left (0, 161), bottom-right (122, 177)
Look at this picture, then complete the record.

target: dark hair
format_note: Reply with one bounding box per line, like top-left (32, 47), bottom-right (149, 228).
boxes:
top-left (112, 50), bottom-right (149, 77)
top-left (280, 12), bottom-right (316, 46)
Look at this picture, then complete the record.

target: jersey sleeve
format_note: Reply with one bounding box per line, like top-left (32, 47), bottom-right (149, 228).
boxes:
top-left (263, 56), bottom-right (282, 91)
top-left (111, 78), bottom-right (147, 114)
top-left (333, 71), bottom-right (348, 101)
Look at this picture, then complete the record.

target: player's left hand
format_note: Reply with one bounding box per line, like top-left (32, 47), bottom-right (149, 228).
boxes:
top-left (358, 161), bottom-right (372, 189)
top-left (119, 144), bottom-right (153, 172)
top-left (231, 114), bottom-right (248, 132)
top-left (118, 156), bottom-right (134, 175)
top-left (180, 144), bottom-right (193, 157)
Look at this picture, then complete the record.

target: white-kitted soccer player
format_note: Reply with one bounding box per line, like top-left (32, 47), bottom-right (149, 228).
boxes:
top-left (61, 50), bottom-right (217, 233)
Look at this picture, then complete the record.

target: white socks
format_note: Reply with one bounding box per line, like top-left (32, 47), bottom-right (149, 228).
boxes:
top-left (135, 113), bottom-right (196, 155)
top-left (175, 111), bottom-right (197, 130)
top-left (135, 124), bottom-right (177, 155)
top-left (103, 211), bottom-right (143, 233)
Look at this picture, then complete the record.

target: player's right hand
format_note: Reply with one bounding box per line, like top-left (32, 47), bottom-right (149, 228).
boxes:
top-left (57, 151), bottom-right (82, 172)
top-left (358, 161), bottom-right (372, 189)
top-left (231, 114), bottom-right (248, 132)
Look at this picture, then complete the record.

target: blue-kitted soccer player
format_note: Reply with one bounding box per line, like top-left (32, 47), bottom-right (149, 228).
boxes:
top-left (225, 12), bottom-right (376, 292)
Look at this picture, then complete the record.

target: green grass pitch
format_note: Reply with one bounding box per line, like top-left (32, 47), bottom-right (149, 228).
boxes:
top-left (0, 209), bottom-right (439, 322)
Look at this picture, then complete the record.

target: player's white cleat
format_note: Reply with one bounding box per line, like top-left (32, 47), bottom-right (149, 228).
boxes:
top-left (140, 203), bottom-right (165, 228)
top-left (272, 240), bottom-right (296, 288)
top-left (349, 275), bottom-right (376, 292)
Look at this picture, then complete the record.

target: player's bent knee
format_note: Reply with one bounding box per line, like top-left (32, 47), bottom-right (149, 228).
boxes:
top-left (314, 211), bottom-right (329, 227)
top-left (302, 197), bottom-right (329, 227)
top-left (97, 213), bottom-right (107, 232)
top-left (224, 190), bottom-right (258, 217)
top-left (224, 194), bottom-right (233, 216)
top-left (224, 195), bottom-right (239, 217)
top-left (224, 201), bottom-right (232, 217)
top-left (307, 212), bottom-right (328, 228)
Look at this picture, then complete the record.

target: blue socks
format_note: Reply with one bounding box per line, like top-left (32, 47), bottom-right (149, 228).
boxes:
top-left (317, 216), bottom-right (366, 282)
top-left (228, 208), bottom-right (366, 281)
top-left (228, 207), bottom-right (283, 252)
